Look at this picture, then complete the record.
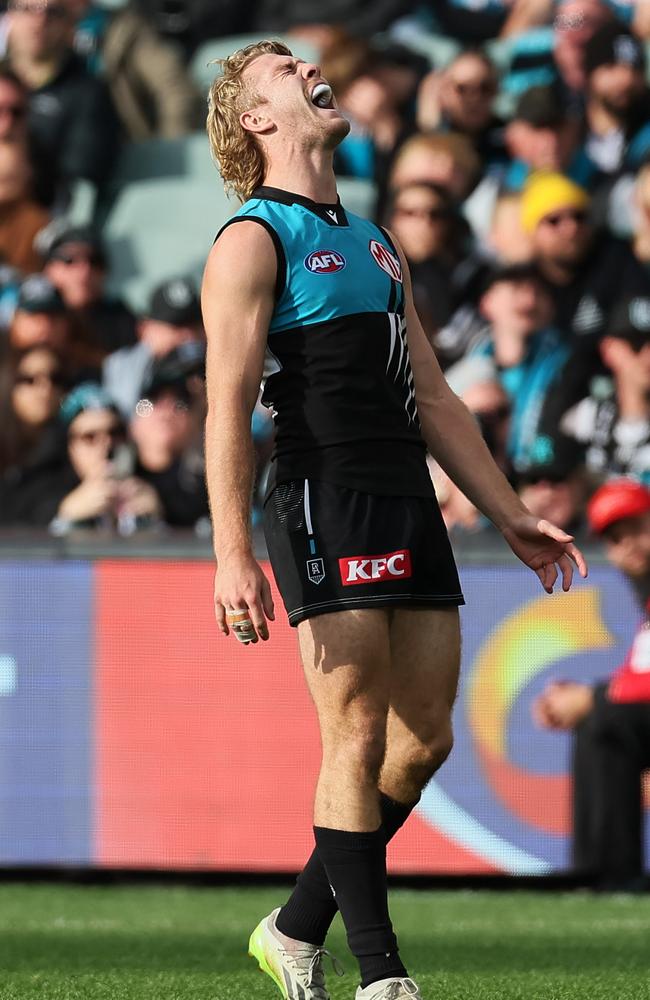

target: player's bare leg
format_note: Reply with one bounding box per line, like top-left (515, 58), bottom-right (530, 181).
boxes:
top-left (381, 607), bottom-right (461, 805)
top-left (270, 607), bottom-right (460, 996)
top-left (295, 608), bottom-right (419, 994)
top-left (299, 609), bottom-right (391, 831)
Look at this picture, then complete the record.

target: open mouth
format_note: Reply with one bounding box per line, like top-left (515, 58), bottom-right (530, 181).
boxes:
top-left (310, 82), bottom-right (334, 109)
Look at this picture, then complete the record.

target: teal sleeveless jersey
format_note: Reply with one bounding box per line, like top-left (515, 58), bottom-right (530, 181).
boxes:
top-left (218, 186), bottom-right (433, 497)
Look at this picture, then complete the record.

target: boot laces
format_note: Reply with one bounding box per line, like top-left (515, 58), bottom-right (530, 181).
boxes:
top-left (284, 944), bottom-right (345, 999)
top-left (383, 979), bottom-right (420, 999)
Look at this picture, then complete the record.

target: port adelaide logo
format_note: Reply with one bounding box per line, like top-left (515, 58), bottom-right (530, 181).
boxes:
top-left (306, 557), bottom-right (326, 585)
top-left (304, 249), bottom-right (346, 274)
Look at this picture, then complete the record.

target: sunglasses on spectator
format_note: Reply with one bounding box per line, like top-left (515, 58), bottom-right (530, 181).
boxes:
top-left (394, 206), bottom-right (452, 222)
top-left (452, 80), bottom-right (495, 97)
top-left (0, 104), bottom-right (25, 120)
top-left (69, 425), bottom-right (125, 445)
top-left (10, 2), bottom-right (68, 18)
top-left (15, 370), bottom-right (65, 387)
top-left (479, 405), bottom-right (511, 422)
top-left (519, 472), bottom-right (567, 486)
top-left (52, 252), bottom-right (105, 267)
top-left (541, 209), bottom-right (587, 227)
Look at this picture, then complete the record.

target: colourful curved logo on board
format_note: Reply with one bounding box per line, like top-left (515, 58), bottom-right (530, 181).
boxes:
top-left (467, 589), bottom-right (615, 834)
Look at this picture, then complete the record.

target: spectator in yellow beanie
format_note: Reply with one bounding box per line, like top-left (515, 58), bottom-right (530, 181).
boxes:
top-left (521, 171), bottom-right (591, 235)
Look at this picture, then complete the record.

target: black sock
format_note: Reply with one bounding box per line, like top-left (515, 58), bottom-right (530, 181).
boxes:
top-left (313, 824), bottom-right (408, 988)
top-left (276, 794), bottom-right (416, 946)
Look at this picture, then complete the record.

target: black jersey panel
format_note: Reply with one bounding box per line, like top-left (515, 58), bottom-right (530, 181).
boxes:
top-left (262, 311), bottom-right (434, 497)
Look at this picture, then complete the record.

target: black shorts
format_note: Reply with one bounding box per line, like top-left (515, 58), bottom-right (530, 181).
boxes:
top-left (263, 479), bottom-right (465, 627)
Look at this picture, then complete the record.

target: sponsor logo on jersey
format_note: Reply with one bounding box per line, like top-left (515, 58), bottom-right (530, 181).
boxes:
top-left (306, 557), bottom-right (326, 585)
top-left (304, 249), bottom-right (346, 273)
top-left (339, 549), bottom-right (412, 586)
top-left (369, 240), bottom-right (402, 283)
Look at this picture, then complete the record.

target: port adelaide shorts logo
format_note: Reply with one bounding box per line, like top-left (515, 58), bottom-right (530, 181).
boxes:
top-left (304, 249), bottom-right (346, 273)
top-left (306, 557), bottom-right (326, 585)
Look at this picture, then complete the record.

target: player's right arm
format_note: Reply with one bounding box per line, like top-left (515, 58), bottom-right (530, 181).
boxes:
top-left (202, 221), bottom-right (277, 642)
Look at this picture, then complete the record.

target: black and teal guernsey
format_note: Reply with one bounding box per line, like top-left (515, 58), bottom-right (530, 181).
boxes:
top-left (220, 186), bottom-right (434, 498)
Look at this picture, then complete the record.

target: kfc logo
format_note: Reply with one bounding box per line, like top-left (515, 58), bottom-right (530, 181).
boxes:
top-left (369, 240), bottom-right (402, 282)
top-left (339, 549), bottom-right (412, 586)
top-left (304, 249), bottom-right (346, 273)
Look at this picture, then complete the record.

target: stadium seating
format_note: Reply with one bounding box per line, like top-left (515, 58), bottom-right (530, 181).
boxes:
top-left (99, 132), bottom-right (234, 308)
top-left (337, 177), bottom-right (377, 220)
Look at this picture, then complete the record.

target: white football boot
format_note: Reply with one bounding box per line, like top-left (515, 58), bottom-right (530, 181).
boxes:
top-left (248, 907), bottom-right (344, 1000)
top-left (355, 977), bottom-right (422, 999)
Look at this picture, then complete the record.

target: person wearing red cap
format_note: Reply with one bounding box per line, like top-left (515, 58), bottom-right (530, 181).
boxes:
top-left (534, 478), bottom-right (650, 890)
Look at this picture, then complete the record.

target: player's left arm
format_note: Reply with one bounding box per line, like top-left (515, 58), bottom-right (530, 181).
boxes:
top-left (389, 233), bottom-right (588, 592)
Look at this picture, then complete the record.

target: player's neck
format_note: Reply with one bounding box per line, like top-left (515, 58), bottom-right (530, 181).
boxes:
top-left (263, 149), bottom-right (338, 204)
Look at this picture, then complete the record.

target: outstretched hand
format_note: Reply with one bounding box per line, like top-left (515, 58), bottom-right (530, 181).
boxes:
top-left (501, 513), bottom-right (588, 593)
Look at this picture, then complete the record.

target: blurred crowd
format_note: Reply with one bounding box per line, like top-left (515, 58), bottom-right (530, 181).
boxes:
top-left (1, 0), bottom-right (650, 536)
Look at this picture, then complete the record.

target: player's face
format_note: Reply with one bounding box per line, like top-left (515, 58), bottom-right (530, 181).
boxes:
top-left (242, 54), bottom-right (350, 148)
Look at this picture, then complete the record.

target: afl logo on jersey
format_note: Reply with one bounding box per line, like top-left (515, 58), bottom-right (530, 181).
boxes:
top-left (369, 240), bottom-right (402, 283)
top-left (304, 249), bottom-right (346, 274)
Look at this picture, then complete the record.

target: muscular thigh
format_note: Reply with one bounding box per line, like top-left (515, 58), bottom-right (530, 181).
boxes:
top-left (387, 607), bottom-right (461, 736)
top-left (297, 608), bottom-right (392, 740)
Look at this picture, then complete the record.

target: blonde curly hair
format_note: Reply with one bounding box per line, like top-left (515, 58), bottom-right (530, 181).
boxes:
top-left (207, 40), bottom-right (293, 203)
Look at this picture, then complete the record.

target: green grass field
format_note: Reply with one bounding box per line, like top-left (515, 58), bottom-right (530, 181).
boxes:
top-left (1, 884), bottom-right (650, 1000)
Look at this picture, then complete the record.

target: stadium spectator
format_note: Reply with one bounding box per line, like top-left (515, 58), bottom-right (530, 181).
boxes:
top-left (133, 0), bottom-right (253, 60)
top-left (3, 0), bottom-right (120, 206)
top-left (51, 381), bottom-right (162, 534)
top-left (522, 171), bottom-right (648, 350)
top-left (514, 437), bottom-right (589, 532)
top-left (426, 0), bottom-right (554, 42)
top-left (551, 0), bottom-right (614, 98)
top-left (10, 272), bottom-right (103, 378)
top-left (385, 181), bottom-right (469, 333)
top-left (0, 342), bottom-right (67, 525)
top-left (0, 138), bottom-right (48, 272)
top-left (632, 160), bottom-right (650, 264)
top-left (252, 0), bottom-right (415, 40)
top-left (433, 358), bottom-right (511, 531)
top-left (560, 292), bottom-right (650, 484)
top-left (103, 276), bottom-right (203, 419)
top-left (9, 273), bottom-right (69, 350)
top-left (416, 52), bottom-right (506, 170)
top-left (582, 22), bottom-right (650, 178)
top-left (534, 478), bottom-right (650, 891)
top-left (431, 194), bottom-right (534, 369)
top-left (444, 264), bottom-right (570, 472)
top-left (388, 131), bottom-right (482, 202)
top-left (43, 224), bottom-right (136, 354)
top-left (503, 85), bottom-right (590, 191)
top-left (100, 5), bottom-right (203, 140)
top-left (129, 368), bottom-right (209, 529)
top-left (485, 191), bottom-right (533, 263)
top-left (322, 36), bottom-right (415, 185)
top-left (0, 64), bottom-right (56, 206)
top-left (0, 65), bottom-right (28, 139)
top-left (505, 1), bottom-right (613, 116)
